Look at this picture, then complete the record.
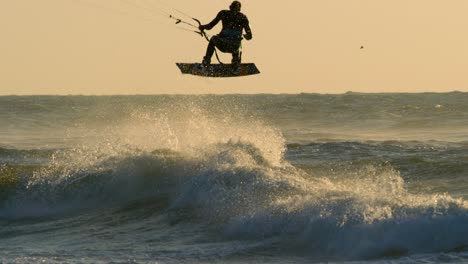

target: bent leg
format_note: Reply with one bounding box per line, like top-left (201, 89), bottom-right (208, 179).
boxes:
top-left (231, 50), bottom-right (241, 66)
top-left (203, 36), bottom-right (220, 64)
top-left (204, 36), bottom-right (241, 66)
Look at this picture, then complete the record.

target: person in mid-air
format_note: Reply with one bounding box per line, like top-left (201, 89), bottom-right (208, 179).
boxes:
top-left (199, 1), bottom-right (252, 68)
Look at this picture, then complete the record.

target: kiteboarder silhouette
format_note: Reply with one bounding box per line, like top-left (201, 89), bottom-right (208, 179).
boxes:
top-left (199, 1), bottom-right (253, 69)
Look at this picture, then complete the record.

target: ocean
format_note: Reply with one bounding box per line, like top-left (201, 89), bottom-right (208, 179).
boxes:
top-left (0, 93), bottom-right (467, 263)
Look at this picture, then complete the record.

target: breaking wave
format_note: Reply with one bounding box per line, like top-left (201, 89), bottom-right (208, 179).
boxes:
top-left (1, 107), bottom-right (467, 261)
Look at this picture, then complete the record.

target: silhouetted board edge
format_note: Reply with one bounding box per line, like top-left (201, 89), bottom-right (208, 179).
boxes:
top-left (176, 63), bottom-right (260, 77)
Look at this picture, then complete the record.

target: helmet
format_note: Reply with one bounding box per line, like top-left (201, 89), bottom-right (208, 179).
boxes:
top-left (230, 1), bottom-right (241, 12)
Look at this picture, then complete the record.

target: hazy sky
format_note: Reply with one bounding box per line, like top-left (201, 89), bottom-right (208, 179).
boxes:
top-left (1, 0), bottom-right (468, 95)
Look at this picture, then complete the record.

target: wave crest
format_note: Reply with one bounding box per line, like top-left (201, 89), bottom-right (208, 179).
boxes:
top-left (1, 107), bottom-right (467, 260)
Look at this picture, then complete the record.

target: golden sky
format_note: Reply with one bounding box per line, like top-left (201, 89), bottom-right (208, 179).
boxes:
top-left (1, 0), bottom-right (468, 95)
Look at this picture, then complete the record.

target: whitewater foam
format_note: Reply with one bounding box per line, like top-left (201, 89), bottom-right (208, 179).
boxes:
top-left (1, 100), bottom-right (467, 262)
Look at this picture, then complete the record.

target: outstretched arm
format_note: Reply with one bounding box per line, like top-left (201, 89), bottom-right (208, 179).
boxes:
top-left (199, 11), bottom-right (222, 31)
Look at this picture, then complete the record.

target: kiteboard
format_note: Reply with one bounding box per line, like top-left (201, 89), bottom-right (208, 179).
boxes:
top-left (176, 63), bottom-right (260, 78)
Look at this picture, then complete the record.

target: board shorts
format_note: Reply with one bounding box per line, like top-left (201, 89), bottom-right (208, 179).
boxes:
top-left (211, 35), bottom-right (241, 53)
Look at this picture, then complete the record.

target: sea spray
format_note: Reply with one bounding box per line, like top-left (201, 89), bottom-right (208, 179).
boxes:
top-left (1, 94), bottom-right (468, 263)
top-left (0, 106), bottom-right (287, 218)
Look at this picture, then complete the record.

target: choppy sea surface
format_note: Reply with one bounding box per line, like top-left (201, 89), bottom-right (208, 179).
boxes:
top-left (1, 93), bottom-right (467, 263)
